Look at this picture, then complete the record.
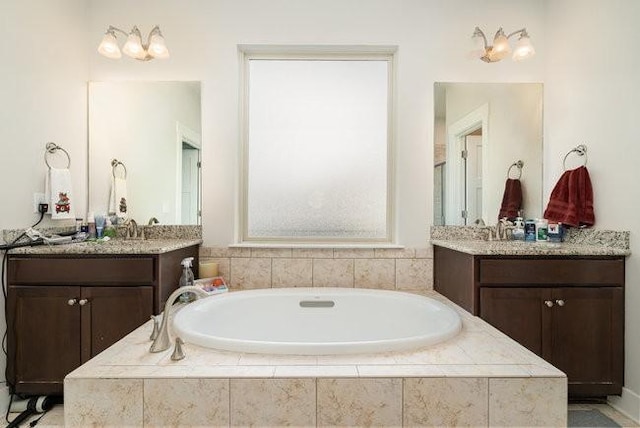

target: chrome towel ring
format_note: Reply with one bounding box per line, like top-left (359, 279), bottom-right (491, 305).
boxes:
top-left (563, 144), bottom-right (588, 171)
top-left (507, 160), bottom-right (524, 180)
top-left (111, 159), bottom-right (128, 179)
top-left (44, 142), bottom-right (71, 169)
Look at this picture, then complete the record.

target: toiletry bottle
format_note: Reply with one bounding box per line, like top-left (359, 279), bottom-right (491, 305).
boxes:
top-left (87, 212), bottom-right (96, 239)
top-left (179, 257), bottom-right (196, 303)
top-left (512, 217), bottom-right (525, 241)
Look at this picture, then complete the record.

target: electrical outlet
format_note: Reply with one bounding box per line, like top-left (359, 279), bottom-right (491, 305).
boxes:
top-left (33, 193), bottom-right (46, 213)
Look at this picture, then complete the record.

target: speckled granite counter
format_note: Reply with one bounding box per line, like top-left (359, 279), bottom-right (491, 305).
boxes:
top-left (8, 238), bottom-right (202, 255)
top-left (430, 226), bottom-right (630, 257)
top-left (430, 239), bottom-right (630, 256)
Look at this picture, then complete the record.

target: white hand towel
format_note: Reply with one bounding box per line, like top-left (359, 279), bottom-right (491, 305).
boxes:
top-left (45, 168), bottom-right (75, 220)
top-left (109, 176), bottom-right (128, 220)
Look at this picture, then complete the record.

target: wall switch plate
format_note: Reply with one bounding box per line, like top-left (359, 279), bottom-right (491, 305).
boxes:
top-left (33, 193), bottom-right (46, 213)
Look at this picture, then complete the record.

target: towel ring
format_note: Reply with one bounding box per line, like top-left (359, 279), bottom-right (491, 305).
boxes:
top-left (507, 160), bottom-right (524, 180)
top-left (44, 142), bottom-right (71, 169)
top-left (562, 144), bottom-right (588, 171)
top-left (111, 159), bottom-right (127, 179)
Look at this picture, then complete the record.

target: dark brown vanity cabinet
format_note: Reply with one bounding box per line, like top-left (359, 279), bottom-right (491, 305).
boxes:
top-left (6, 245), bottom-right (198, 395)
top-left (434, 245), bottom-right (625, 397)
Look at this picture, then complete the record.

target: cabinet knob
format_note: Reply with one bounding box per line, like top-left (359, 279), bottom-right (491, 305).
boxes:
top-left (78, 298), bottom-right (89, 306)
top-left (67, 298), bottom-right (77, 306)
top-left (544, 300), bottom-right (554, 308)
top-left (555, 299), bottom-right (565, 307)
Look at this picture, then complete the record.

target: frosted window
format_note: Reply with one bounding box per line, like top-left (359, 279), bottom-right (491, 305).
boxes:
top-left (245, 58), bottom-right (390, 241)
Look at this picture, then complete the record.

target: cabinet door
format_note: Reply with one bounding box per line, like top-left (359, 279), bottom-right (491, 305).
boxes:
top-left (7, 286), bottom-right (81, 395)
top-left (81, 286), bottom-right (153, 360)
top-left (549, 287), bottom-right (624, 396)
top-left (480, 287), bottom-right (551, 356)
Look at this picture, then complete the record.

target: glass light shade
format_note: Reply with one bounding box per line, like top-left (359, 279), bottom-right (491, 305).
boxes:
top-left (122, 31), bottom-right (146, 59)
top-left (491, 31), bottom-right (511, 61)
top-left (148, 33), bottom-right (170, 59)
top-left (512, 35), bottom-right (535, 61)
top-left (97, 32), bottom-right (121, 59)
top-left (470, 33), bottom-right (487, 59)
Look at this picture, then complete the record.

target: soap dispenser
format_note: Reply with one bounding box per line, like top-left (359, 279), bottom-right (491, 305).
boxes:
top-left (178, 257), bottom-right (195, 303)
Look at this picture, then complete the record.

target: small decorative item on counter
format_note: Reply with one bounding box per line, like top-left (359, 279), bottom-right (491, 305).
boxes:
top-left (199, 260), bottom-right (219, 278)
top-left (524, 219), bottom-right (537, 242)
top-left (95, 214), bottom-right (106, 239)
top-left (103, 217), bottom-right (117, 238)
top-left (547, 222), bottom-right (564, 243)
top-left (87, 212), bottom-right (96, 239)
top-left (512, 217), bottom-right (525, 241)
top-left (75, 218), bottom-right (83, 232)
top-left (195, 276), bottom-right (229, 295)
top-left (536, 218), bottom-right (549, 241)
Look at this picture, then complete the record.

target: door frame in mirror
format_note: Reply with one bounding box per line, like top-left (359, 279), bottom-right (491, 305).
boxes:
top-left (445, 103), bottom-right (488, 225)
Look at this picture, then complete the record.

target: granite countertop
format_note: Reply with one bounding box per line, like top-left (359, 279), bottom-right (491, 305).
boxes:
top-left (8, 238), bottom-right (203, 255)
top-left (430, 225), bottom-right (631, 257)
top-left (430, 239), bottom-right (631, 257)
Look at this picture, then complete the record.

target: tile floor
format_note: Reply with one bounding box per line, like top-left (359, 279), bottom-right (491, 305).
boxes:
top-left (7, 402), bottom-right (638, 427)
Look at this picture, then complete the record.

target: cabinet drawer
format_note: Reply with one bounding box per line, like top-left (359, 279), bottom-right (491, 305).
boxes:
top-left (479, 258), bottom-right (624, 285)
top-left (8, 257), bottom-right (154, 285)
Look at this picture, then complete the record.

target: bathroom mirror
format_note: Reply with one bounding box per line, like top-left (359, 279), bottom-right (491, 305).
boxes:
top-left (434, 82), bottom-right (543, 226)
top-left (88, 81), bottom-right (202, 225)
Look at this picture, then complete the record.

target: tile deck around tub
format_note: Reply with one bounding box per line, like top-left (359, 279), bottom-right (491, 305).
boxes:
top-left (65, 291), bottom-right (567, 427)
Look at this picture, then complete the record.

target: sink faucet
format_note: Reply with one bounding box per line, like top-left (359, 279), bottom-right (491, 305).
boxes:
top-left (494, 218), bottom-right (514, 240)
top-left (150, 285), bottom-right (210, 353)
top-left (148, 217), bottom-right (159, 226)
top-left (125, 219), bottom-right (145, 240)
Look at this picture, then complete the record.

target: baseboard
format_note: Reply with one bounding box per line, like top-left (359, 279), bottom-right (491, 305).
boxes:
top-left (609, 387), bottom-right (640, 424)
top-left (0, 384), bottom-right (9, 416)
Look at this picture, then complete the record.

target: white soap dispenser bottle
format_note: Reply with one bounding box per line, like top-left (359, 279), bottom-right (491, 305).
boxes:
top-left (178, 257), bottom-right (195, 303)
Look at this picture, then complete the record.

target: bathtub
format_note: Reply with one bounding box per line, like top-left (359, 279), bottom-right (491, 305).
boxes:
top-left (173, 287), bottom-right (461, 355)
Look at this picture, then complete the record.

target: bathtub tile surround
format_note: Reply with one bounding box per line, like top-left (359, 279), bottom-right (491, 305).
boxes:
top-left (201, 245), bottom-right (434, 291)
top-left (489, 377), bottom-right (568, 427)
top-left (404, 377), bottom-right (489, 427)
top-left (230, 378), bottom-right (316, 426)
top-left (272, 258), bottom-right (313, 287)
top-left (144, 378), bottom-right (229, 426)
top-left (64, 290), bottom-right (567, 427)
top-left (317, 378), bottom-right (403, 426)
top-left (64, 378), bottom-right (143, 426)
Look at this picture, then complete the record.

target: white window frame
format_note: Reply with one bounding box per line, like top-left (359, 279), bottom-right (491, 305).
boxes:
top-left (238, 45), bottom-right (397, 245)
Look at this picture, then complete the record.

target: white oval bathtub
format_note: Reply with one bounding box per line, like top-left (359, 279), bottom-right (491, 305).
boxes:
top-left (173, 288), bottom-right (461, 355)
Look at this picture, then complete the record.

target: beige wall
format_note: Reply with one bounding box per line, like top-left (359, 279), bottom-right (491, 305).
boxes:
top-left (545, 0), bottom-right (640, 419)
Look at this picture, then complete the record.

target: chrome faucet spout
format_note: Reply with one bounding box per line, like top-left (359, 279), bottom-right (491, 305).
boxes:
top-left (150, 285), bottom-right (210, 353)
top-left (148, 217), bottom-right (159, 226)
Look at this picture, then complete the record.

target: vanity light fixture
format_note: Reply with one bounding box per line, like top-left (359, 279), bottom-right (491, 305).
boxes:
top-left (470, 27), bottom-right (535, 63)
top-left (98, 25), bottom-right (169, 61)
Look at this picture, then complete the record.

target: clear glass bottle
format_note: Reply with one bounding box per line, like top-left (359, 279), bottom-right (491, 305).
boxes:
top-left (178, 257), bottom-right (195, 303)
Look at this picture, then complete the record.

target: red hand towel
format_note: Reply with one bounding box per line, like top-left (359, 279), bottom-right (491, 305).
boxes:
top-left (498, 178), bottom-right (523, 220)
top-left (543, 166), bottom-right (595, 227)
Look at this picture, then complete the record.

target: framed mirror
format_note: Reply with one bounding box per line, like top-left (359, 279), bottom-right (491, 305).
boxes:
top-left (88, 81), bottom-right (202, 225)
top-left (434, 82), bottom-right (543, 226)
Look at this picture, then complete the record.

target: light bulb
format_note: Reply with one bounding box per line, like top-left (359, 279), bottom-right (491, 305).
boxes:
top-left (491, 28), bottom-right (511, 61)
top-left (97, 31), bottom-right (121, 59)
top-left (469, 28), bottom-right (487, 59)
top-left (122, 28), bottom-right (146, 60)
top-left (512, 33), bottom-right (535, 61)
top-left (148, 31), bottom-right (170, 59)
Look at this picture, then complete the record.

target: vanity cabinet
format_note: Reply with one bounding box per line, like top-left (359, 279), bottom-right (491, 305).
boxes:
top-left (6, 245), bottom-right (198, 395)
top-left (434, 245), bottom-right (625, 397)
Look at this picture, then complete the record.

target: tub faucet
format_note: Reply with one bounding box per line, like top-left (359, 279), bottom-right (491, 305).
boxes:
top-left (150, 285), bottom-right (210, 353)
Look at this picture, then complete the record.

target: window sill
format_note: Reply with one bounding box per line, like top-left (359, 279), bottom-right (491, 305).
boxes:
top-left (230, 242), bottom-right (405, 250)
